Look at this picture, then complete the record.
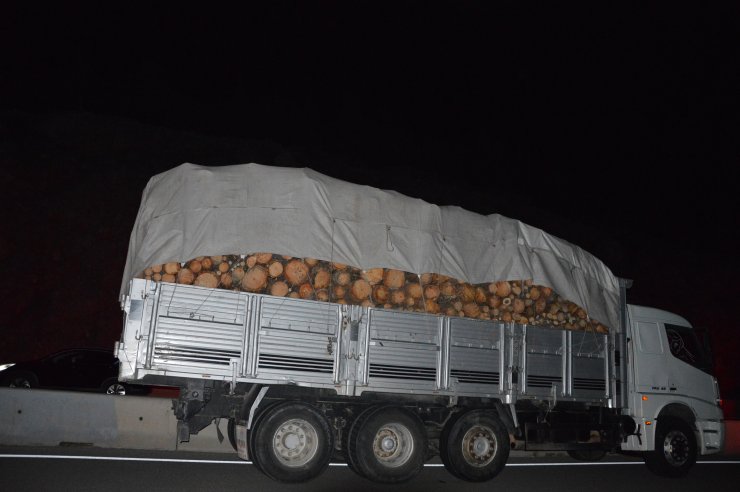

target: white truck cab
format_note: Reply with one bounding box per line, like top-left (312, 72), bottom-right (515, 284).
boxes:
top-left (621, 305), bottom-right (723, 473)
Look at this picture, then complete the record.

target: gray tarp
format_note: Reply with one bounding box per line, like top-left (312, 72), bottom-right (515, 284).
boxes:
top-left (121, 163), bottom-right (620, 329)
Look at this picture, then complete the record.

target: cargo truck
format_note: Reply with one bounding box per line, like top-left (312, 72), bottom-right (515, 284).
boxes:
top-left (116, 163), bottom-right (724, 483)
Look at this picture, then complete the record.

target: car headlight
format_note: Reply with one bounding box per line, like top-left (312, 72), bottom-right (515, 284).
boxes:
top-left (0, 363), bottom-right (15, 372)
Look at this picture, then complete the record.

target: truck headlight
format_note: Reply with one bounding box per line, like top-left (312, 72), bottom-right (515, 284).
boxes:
top-left (0, 363), bottom-right (15, 372)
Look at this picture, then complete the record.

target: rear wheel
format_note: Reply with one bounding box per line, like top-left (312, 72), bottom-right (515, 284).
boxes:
top-left (251, 401), bottom-right (333, 483)
top-left (644, 417), bottom-right (697, 478)
top-left (440, 409), bottom-right (509, 482)
top-left (348, 406), bottom-right (426, 484)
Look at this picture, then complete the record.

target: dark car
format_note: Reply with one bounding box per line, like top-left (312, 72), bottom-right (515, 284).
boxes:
top-left (0, 348), bottom-right (140, 395)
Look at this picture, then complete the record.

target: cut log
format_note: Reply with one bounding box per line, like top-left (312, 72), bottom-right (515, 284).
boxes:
top-left (195, 272), bottom-right (219, 289)
top-left (284, 260), bottom-right (310, 286)
top-left (458, 284), bottom-right (476, 302)
top-left (350, 279), bottom-right (372, 301)
top-left (424, 299), bottom-right (440, 314)
top-left (475, 287), bottom-right (488, 304)
top-left (494, 281), bottom-right (511, 297)
top-left (313, 268), bottom-right (331, 289)
top-left (162, 273), bottom-right (176, 283)
top-left (390, 289), bottom-right (406, 305)
top-left (316, 289), bottom-right (330, 302)
top-left (361, 268), bottom-right (385, 285)
top-left (177, 268), bottom-right (194, 285)
top-left (232, 267), bottom-right (245, 282)
top-left (372, 285), bottom-right (390, 304)
top-left (298, 283), bottom-right (315, 299)
top-left (188, 259), bottom-right (203, 274)
top-left (383, 269), bottom-right (405, 289)
top-left (246, 256), bottom-right (257, 268)
top-left (242, 266), bottom-right (268, 292)
top-left (152, 273), bottom-right (162, 282)
top-left (201, 257), bottom-right (213, 270)
top-left (256, 253), bottom-right (273, 264)
top-left (406, 282), bottom-right (423, 299)
top-left (419, 273), bottom-right (435, 285)
top-left (513, 298), bottom-right (525, 314)
top-left (151, 264), bottom-right (163, 274)
top-left (333, 270), bottom-right (352, 286)
top-left (270, 280), bottom-right (290, 297)
top-left (332, 285), bottom-right (346, 299)
top-left (164, 262), bottom-right (181, 275)
top-left (304, 258), bottom-right (319, 267)
top-left (423, 284), bottom-right (440, 300)
top-left (440, 281), bottom-right (456, 297)
top-left (218, 261), bottom-right (230, 273)
top-left (488, 295), bottom-right (502, 308)
top-left (219, 272), bottom-right (233, 288)
top-left (268, 260), bottom-right (284, 278)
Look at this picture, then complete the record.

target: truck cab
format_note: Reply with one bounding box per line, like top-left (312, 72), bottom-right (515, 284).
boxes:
top-left (621, 305), bottom-right (723, 474)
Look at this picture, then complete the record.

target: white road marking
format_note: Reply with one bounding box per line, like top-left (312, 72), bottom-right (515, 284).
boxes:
top-left (0, 455), bottom-right (738, 466)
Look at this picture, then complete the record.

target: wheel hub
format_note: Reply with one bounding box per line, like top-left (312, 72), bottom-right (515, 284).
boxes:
top-left (461, 425), bottom-right (497, 467)
top-left (272, 419), bottom-right (318, 467)
top-left (372, 423), bottom-right (414, 467)
top-left (663, 430), bottom-right (689, 466)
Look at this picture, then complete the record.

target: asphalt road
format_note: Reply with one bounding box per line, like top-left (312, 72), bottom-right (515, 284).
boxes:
top-left (1, 447), bottom-right (739, 492)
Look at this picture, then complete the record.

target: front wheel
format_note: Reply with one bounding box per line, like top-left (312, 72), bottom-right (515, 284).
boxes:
top-left (644, 417), bottom-right (697, 478)
top-left (250, 401), bottom-right (333, 483)
top-left (440, 409), bottom-right (509, 482)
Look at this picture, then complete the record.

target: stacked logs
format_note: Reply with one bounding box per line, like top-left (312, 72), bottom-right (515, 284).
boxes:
top-left (141, 253), bottom-right (608, 333)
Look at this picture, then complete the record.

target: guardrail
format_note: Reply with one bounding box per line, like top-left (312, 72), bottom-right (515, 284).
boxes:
top-left (0, 388), bottom-right (231, 452)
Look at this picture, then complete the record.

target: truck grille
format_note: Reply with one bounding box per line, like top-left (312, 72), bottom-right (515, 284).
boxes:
top-left (573, 377), bottom-right (606, 391)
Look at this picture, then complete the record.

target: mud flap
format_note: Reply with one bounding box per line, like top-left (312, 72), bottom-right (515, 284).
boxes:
top-left (236, 420), bottom-right (249, 460)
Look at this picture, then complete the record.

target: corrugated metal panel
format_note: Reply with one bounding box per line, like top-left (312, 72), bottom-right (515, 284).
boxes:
top-left (255, 296), bottom-right (339, 379)
top-left (151, 284), bottom-right (246, 371)
top-left (449, 318), bottom-right (502, 390)
top-left (367, 309), bottom-right (439, 385)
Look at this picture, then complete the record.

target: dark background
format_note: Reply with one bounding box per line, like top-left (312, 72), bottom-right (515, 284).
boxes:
top-left (1, 3), bottom-right (738, 397)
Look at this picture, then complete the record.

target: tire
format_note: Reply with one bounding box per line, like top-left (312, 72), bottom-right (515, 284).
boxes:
top-left (250, 401), bottom-right (334, 483)
top-left (4, 371), bottom-right (38, 389)
top-left (644, 417), bottom-right (697, 478)
top-left (343, 405), bottom-right (387, 478)
top-left (567, 449), bottom-right (607, 461)
top-left (349, 406), bottom-right (426, 484)
top-left (101, 378), bottom-right (127, 395)
top-left (248, 401), bottom-right (281, 472)
top-left (439, 409), bottom-right (509, 482)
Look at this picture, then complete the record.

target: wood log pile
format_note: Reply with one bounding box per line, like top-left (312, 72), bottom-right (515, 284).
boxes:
top-left (141, 253), bottom-right (608, 333)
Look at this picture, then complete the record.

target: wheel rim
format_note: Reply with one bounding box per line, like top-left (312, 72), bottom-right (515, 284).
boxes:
top-left (372, 423), bottom-right (414, 468)
top-left (272, 418), bottom-right (319, 467)
top-left (9, 378), bottom-right (31, 388)
top-left (107, 383), bottom-right (126, 395)
top-left (662, 430), bottom-right (690, 467)
top-left (461, 425), bottom-right (497, 467)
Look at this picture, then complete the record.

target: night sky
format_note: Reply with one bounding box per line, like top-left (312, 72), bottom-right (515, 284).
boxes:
top-left (2, 3), bottom-right (739, 395)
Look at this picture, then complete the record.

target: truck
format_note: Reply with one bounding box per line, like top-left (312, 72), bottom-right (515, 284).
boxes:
top-left (116, 163), bottom-right (724, 483)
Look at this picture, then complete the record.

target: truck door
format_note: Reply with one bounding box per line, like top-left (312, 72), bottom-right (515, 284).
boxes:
top-left (631, 318), bottom-right (671, 395)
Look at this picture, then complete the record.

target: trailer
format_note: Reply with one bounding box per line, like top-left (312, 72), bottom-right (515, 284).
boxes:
top-left (116, 163), bottom-right (723, 483)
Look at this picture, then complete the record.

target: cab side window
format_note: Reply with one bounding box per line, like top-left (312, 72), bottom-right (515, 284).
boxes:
top-left (664, 323), bottom-right (712, 374)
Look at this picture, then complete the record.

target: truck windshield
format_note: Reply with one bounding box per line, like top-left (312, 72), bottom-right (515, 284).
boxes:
top-left (664, 323), bottom-right (713, 375)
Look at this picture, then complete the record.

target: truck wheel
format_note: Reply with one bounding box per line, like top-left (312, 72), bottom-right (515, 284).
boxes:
top-left (567, 449), bottom-right (606, 461)
top-left (644, 417), bottom-right (697, 478)
top-left (440, 409), bottom-right (509, 482)
top-left (343, 405), bottom-right (384, 477)
top-left (251, 401), bottom-right (333, 483)
top-left (349, 406), bottom-right (426, 484)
